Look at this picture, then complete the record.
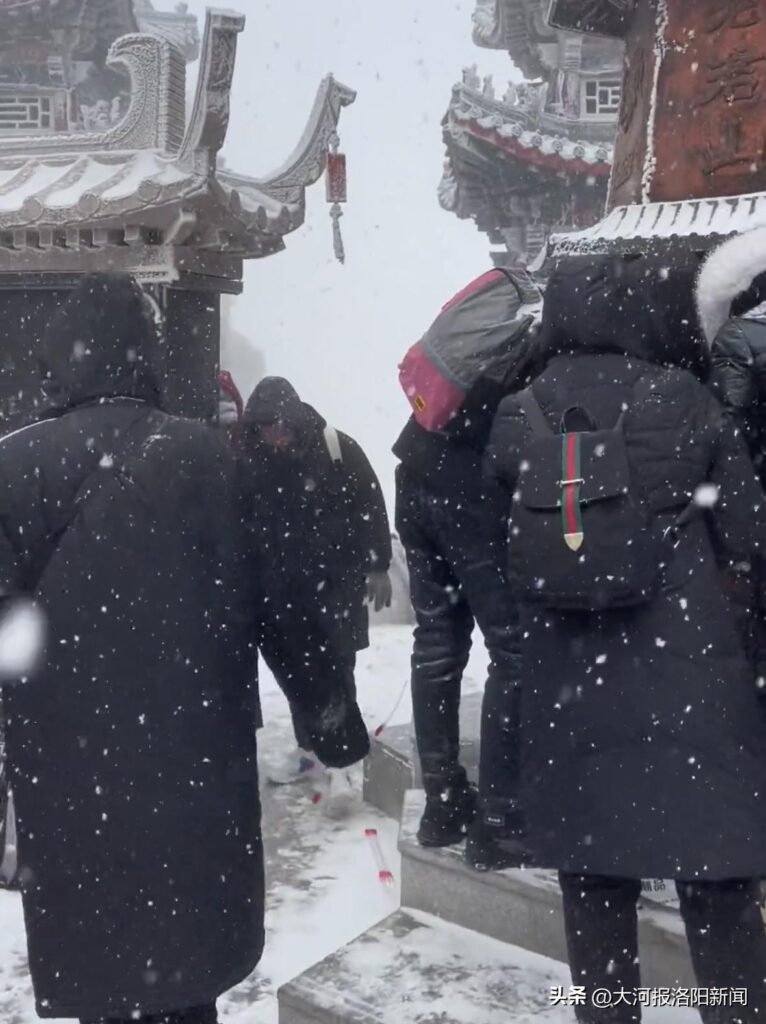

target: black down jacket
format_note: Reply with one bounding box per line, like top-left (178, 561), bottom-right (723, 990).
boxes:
top-left (0, 276), bottom-right (368, 1020)
top-left (239, 377), bottom-right (391, 654)
top-left (707, 315), bottom-right (766, 682)
top-left (696, 225), bottom-right (766, 684)
top-left (485, 256), bottom-right (766, 880)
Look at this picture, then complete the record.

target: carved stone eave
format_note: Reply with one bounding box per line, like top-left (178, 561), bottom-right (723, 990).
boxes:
top-left (178, 9), bottom-right (245, 175)
top-left (251, 76), bottom-right (357, 207)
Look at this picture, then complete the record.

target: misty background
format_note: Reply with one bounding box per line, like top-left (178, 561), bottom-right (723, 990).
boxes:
top-left (186, 0), bottom-right (516, 506)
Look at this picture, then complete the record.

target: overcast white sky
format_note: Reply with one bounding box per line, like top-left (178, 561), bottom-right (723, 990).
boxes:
top-left (185, 1), bottom-right (516, 505)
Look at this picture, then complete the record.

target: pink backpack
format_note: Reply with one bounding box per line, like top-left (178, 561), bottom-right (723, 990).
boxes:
top-left (399, 268), bottom-right (541, 432)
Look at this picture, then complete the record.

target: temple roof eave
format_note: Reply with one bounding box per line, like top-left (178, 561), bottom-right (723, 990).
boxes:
top-left (0, 11), bottom-right (356, 277)
top-left (544, 193), bottom-right (766, 260)
top-left (0, 152), bottom-right (302, 252)
top-left (441, 128), bottom-right (609, 235)
top-left (445, 84), bottom-right (614, 178)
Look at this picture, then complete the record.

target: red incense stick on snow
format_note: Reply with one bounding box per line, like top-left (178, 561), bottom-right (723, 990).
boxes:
top-left (365, 827), bottom-right (394, 885)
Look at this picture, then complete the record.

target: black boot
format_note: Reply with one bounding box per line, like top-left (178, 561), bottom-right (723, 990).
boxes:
top-left (417, 782), bottom-right (477, 848)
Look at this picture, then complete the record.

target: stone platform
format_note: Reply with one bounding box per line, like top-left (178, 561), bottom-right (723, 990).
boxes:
top-left (399, 790), bottom-right (694, 990)
top-left (362, 693), bottom-right (482, 819)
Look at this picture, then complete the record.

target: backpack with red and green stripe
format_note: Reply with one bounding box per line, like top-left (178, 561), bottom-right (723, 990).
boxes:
top-left (507, 386), bottom-right (665, 611)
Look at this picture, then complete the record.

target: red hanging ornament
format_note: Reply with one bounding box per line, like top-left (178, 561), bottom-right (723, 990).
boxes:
top-left (326, 132), bottom-right (347, 264)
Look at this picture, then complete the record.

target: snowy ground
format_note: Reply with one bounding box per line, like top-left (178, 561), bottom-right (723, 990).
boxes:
top-left (0, 627), bottom-right (697, 1022)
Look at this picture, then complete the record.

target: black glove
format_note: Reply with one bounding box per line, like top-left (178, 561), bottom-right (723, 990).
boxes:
top-left (308, 694), bottom-right (370, 769)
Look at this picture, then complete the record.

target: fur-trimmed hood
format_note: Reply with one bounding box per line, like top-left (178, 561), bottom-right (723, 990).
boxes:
top-left (697, 226), bottom-right (766, 346)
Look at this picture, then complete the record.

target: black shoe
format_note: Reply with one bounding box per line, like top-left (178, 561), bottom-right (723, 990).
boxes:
top-left (417, 783), bottom-right (477, 848)
top-left (465, 818), bottom-right (532, 872)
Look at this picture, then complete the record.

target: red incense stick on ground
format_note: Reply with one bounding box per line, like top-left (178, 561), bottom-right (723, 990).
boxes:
top-left (365, 827), bottom-right (394, 885)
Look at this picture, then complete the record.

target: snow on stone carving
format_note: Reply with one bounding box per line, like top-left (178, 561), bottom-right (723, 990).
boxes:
top-left (81, 97), bottom-right (124, 132)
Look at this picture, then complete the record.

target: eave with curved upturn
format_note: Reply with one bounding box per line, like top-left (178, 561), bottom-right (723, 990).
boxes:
top-left (0, 8), bottom-right (355, 289)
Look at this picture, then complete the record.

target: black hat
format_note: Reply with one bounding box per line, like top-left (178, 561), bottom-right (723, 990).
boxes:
top-left (243, 376), bottom-right (309, 430)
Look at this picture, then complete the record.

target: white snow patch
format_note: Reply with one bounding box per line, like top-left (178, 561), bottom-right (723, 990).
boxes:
top-left (0, 600), bottom-right (46, 680)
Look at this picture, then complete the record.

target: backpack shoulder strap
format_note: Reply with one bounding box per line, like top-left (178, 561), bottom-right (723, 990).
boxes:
top-left (494, 266), bottom-right (525, 304)
top-left (516, 387), bottom-right (555, 436)
top-left (323, 425), bottom-right (343, 465)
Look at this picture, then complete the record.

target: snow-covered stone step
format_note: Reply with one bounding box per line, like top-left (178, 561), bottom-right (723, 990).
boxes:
top-left (362, 693), bottom-right (482, 819)
top-left (277, 907), bottom-right (572, 1024)
top-left (277, 908), bottom-right (698, 1024)
top-left (399, 790), bottom-right (696, 990)
top-left (362, 721), bottom-right (415, 821)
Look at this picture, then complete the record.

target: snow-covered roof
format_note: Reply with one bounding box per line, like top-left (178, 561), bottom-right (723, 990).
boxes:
top-left (0, 10), bottom-right (355, 287)
top-left (455, 107), bottom-right (612, 169)
top-left (445, 80), bottom-right (613, 183)
top-left (0, 150), bottom-right (289, 238)
top-left (546, 192), bottom-right (766, 258)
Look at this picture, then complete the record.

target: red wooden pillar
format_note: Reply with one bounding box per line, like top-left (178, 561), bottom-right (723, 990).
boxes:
top-left (610, 0), bottom-right (766, 208)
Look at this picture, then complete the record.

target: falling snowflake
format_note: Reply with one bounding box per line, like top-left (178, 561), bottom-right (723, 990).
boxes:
top-left (693, 483), bottom-right (719, 508)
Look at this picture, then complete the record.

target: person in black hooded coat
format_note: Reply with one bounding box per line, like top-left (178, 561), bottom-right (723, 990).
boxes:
top-left (0, 274), bottom-right (369, 1024)
top-left (238, 377), bottom-right (391, 779)
top-left (485, 254), bottom-right (766, 1021)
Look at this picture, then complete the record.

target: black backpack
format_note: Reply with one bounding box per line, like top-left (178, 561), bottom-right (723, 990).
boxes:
top-left (508, 386), bottom-right (675, 611)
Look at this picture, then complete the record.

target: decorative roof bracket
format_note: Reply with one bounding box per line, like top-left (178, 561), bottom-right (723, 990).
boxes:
top-left (179, 9), bottom-right (246, 176)
top-left (0, 34), bottom-right (186, 158)
top-left (250, 75), bottom-right (357, 206)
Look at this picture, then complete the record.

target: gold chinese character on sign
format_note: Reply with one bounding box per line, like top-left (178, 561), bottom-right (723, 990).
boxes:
top-left (705, 0), bottom-right (759, 34)
top-left (695, 48), bottom-right (766, 107)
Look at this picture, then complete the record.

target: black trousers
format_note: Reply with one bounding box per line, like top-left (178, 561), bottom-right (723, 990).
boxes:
top-left (395, 467), bottom-right (522, 818)
top-left (560, 873), bottom-right (766, 1023)
top-left (81, 1004), bottom-right (217, 1024)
